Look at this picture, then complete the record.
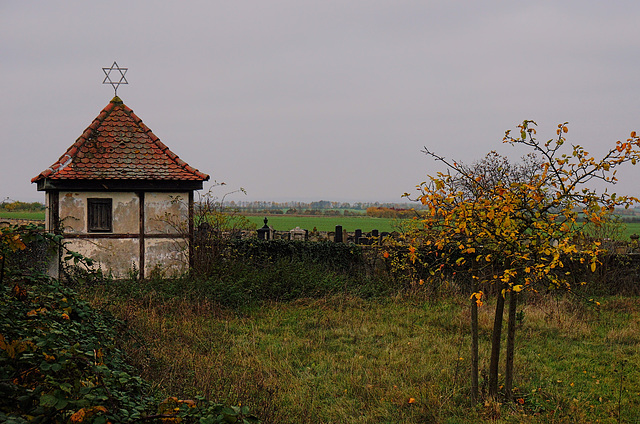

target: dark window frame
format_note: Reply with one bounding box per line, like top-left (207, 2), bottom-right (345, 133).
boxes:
top-left (87, 198), bottom-right (113, 232)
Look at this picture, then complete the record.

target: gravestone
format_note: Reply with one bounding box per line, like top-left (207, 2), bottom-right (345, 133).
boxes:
top-left (290, 226), bottom-right (307, 241)
top-left (335, 225), bottom-right (343, 243)
top-left (257, 217), bottom-right (271, 240)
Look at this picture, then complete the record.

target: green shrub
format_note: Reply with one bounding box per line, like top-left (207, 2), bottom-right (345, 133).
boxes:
top-left (103, 255), bottom-right (402, 309)
top-left (0, 224), bottom-right (260, 423)
top-left (0, 277), bottom-right (260, 423)
top-left (0, 278), bottom-right (155, 423)
top-left (226, 239), bottom-right (365, 274)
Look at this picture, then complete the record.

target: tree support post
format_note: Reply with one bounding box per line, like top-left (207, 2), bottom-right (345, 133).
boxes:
top-left (488, 284), bottom-right (506, 398)
top-left (470, 280), bottom-right (479, 402)
top-left (504, 289), bottom-right (518, 400)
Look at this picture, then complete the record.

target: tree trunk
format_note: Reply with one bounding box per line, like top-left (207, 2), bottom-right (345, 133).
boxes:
top-left (488, 284), bottom-right (506, 398)
top-left (470, 280), bottom-right (479, 402)
top-left (504, 288), bottom-right (518, 401)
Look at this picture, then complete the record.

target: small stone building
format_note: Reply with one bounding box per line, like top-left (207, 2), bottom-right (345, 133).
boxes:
top-left (32, 96), bottom-right (209, 278)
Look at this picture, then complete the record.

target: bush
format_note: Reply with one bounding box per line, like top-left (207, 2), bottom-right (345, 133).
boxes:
top-left (0, 278), bottom-right (156, 423)
top-left (227, 239), bottom-right (364, 274)
top-left (0, 277), bottom-right (260, 423)
top-left (0, 224), bottom-right (260, 423)
top-left (105, 257), bottom-right (401, 310)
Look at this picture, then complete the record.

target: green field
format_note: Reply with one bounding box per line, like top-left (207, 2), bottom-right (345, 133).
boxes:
top-left (0, 211), bottom-right (46, 220)
top-left (1, 210), bottom-right (638, 240)
top-left (243, 214), bottom-right (405, 233)
top-left (624, 222), bottom-right (640, 239)
top-left (248, 215), bottom-right (640, 239)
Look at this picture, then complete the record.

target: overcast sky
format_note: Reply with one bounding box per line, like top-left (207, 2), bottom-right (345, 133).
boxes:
top-left (2, 1), bottom-right (639, 204)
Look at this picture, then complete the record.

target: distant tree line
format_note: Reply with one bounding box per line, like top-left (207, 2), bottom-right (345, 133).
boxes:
top-left (365, 207), bottom-right (422, 219)
top-left (0, 200), bottom-right (45, 212)
top-left (222, 200), bottom-right (426, 215)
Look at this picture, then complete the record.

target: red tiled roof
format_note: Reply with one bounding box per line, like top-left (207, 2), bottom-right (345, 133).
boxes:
top-left (32, 97), bottom-right (209, 183)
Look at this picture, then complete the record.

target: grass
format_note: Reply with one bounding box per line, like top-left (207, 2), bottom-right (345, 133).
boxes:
top-left (1, 210), bottom-right (638, 239)
top-left (248, 215), bottom-right (640, 239)
top-left (623, 222), bottom-right (640, 240)
top-left (243, 215), bottom-right (405, 233)
top-left (84, 284), bottom-right (640, 424)
top-left (0, 211), bottom-right (45, 220)
top-left (0, 211), bottom-right (403, 232)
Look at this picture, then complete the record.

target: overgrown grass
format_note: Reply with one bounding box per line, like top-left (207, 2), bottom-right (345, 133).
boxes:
top-left (122, 258), bottom-right (400, 307)
top-left (83, 279), bottom-right (640, 423)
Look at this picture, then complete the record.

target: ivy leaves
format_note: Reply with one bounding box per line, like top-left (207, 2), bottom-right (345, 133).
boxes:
top-left (0, 272), bottom-right (260, 423)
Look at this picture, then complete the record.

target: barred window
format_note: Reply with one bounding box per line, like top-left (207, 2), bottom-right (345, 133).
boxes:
top-left (87, 198), bottom-right (112, 232)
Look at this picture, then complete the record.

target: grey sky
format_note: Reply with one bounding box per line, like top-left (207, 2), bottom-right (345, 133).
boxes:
top-left (2, 1), bottom-right (639, 203)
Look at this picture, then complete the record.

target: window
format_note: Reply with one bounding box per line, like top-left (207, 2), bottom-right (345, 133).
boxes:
top-left (88, 198), bottom-right (112, 232)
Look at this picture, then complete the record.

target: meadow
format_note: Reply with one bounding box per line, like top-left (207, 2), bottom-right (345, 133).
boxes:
top-left (2, 214), bottom-right (639, 423)
top-left (85, 281), bottom-right (640, 424)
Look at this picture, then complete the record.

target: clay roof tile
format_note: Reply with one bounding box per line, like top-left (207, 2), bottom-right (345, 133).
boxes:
top-left (31, 96), bottom-right (210, 183)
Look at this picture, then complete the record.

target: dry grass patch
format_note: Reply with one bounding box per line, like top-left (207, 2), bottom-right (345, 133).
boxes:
top-left (82, 286), bottom-right (640, 423)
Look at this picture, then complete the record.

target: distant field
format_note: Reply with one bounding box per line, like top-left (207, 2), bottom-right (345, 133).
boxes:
top-left (624, 222), bottom-right (640, 239)
top-left (243, 215), bottom-right (405, 233)
top-left (0, 210), bottom-right (638, 239)
top-left (0, 211), bottom-right (45, 220)
top-left (247, 214), bottom-right (640, 239)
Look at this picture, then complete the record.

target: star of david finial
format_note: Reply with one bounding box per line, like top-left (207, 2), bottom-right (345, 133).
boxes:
top-left (102, 61), bottom-right (128, 96)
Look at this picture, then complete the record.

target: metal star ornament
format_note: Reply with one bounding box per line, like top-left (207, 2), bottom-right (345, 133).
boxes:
top-left (102, 61), bottom-right (128, 96)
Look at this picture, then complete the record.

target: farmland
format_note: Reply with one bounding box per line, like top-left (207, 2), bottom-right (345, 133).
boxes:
top-left (616, 222), bottom-right (640, 241)
top-left (241, 215), bottom-right (640, 240)
top-left (0, 211), bottom-right (47, 221)
top-left (243, 214), bottom-right (405, 233)
top-left (2, 210), bottom-right (639, 239)
top-left (0, 211), bottom-right (404, 232)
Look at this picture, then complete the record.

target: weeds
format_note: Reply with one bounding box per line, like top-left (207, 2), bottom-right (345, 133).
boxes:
top-left (82, 281), bottom-right (640, 423)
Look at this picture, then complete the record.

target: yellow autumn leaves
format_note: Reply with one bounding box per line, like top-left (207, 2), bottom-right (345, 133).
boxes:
top-left (405, 120), bottom-right (639, 301)
top-left (470, 291), bottom-right (485, 307)
top-left (0, 333), bottom-right (36, 359)
top-left (0, 232), bottom-right (27, 260)
top-left (70, 406), bottom-right (108, 423)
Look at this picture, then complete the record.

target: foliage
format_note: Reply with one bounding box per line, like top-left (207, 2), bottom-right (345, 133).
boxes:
top-left (0, 226), bottom-right (259, 423)
top-left (102, 241), bottom-right (402, 309)
top-left (365, 206), bottom-right (420, 219)
top-left (0, 200), bottom-right (45, 212)
top-left (405, 121), bottom-right (640, 400)
top-left (193, 185), bottom-right (256, 237)
top-left (0, 278), bottom-right (260, 423)
top-left (149, 183), bottom-right (256, 275)
top-left (1, 223), bottom-right (51, 286)
top-left (227, 239), bottom-right (363, 273)
top-left (0, 223), bottom-right (102, 287)
top-left (0, 277), bottom-right (156, 423)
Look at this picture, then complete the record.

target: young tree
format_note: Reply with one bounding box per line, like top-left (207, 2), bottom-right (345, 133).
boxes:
top-left (406, 121), bottom-right (640, 401)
